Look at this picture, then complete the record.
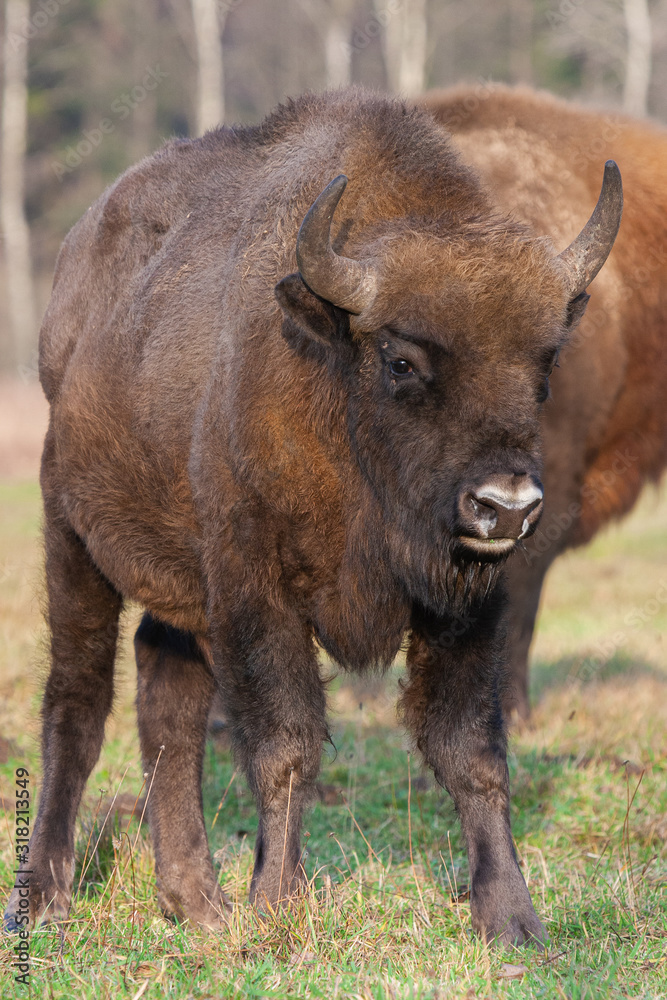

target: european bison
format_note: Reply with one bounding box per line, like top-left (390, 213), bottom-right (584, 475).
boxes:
top-left (4, 89), bottom-right (622, 947)
top-left (421, 84), bottom-right (667, 719)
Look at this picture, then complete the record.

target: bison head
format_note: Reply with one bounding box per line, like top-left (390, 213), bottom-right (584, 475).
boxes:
top-left (275, 165), bottom-right (622, 607)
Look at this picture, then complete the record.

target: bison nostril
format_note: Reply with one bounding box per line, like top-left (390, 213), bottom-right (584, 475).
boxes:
top-left (459, 479), bottom-right (544, 542)
top-left (518, 497), bottom-right (544, 539)
top-left (469, 495), bottom-right (498, 529)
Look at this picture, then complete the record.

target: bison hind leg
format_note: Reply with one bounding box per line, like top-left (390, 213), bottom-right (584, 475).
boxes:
top-left (4, 492), bottom-right (122, 932)
top-left (134, 612), bottom-right (231, 930)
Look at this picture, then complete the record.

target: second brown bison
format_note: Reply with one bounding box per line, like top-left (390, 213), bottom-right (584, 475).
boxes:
top-left (423, 85), bottom-right (667, 719)
top-left (4, 88), bottom-right (622, 947)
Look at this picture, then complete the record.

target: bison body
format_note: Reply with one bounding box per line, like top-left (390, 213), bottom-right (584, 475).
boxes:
top-left (4, 89), bottom-right (621, 946)
top-left (422, 85), bottom-right (667, 717)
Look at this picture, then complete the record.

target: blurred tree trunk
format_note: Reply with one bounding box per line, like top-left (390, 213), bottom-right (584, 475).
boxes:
top-left (1, 0), bottom-right (36, 371)
top-left (190, 0), bottom-right (226, 132)
top-left (298, 0), bottom-right (354, 88)
top-left (128, 4), bottom-right (159, 162)
top-left (324, 17), bottom-right (352, 87)
top-left (623, 0), bottom-right (652, 116)
top-left (376, 0), bottom-right (428, 95)
top-left (508, 0), bottom-right (533, 85)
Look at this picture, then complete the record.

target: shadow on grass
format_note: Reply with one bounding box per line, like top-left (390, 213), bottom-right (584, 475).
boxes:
top-left (529, 650), bottom-right (666, 703)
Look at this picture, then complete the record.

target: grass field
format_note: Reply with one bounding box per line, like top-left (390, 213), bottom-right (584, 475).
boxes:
top-left (0, 479), bottom-right (666, 999)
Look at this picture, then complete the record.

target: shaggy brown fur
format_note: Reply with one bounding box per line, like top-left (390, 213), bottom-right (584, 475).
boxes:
top-left (422, 84), bottom-right (667, 717)
top-left (4, 88), bottom-right (620, 947)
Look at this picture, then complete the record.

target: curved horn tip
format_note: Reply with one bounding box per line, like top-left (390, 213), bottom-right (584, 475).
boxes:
top-left (307, 174), bottom-right (348, 215)
top-left (296, 175), bottom-right (348, 275)
top-left (296, 173), bottom-right (377, 314)
top-left (598, 158), bottom-right (623, 228)
top-left (603, 159), bottom-right (623, 197)
top-left (558, 158), bottom-right (623, 297)
top-left (329, 173), bottom-right (348, 192)
top-left (311, 175), bottom-right (348, 218)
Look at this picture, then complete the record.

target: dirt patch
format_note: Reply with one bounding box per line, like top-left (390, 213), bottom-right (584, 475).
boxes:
top-left (0, 377), bottom-right (49, 481)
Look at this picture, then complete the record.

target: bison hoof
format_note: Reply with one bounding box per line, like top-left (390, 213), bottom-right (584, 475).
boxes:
top-left (249, 867), bottom-right (307, 912)
top-left (471, 884), bottom-right (548, 949)
top-left (3, 852), bottom-right (75, 933)
top-left (487, 912), bottom-right (549, 949)
top-left (158, 882), bottom-right (232, 932)
top-left (3, 882), bottom-right (72, 933)
top-left (474, 906), bottom-right (548, 949)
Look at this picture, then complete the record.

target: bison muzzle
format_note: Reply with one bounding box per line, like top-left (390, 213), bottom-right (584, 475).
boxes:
top-left (3, 89), bottom-right (622, 948)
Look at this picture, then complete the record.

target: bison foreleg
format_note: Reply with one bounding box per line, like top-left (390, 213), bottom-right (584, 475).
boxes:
top-left (212, 611), bottom-right (327, 911)
top-left (134, 613), bottom-right (231, 930)
top-left (4, 493), bottom-right (121, 931)
top-left (401, 594), bottom-right (548, 948)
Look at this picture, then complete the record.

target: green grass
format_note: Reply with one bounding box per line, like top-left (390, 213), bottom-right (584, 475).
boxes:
top-left (1, 481), bottom-right (666, 998)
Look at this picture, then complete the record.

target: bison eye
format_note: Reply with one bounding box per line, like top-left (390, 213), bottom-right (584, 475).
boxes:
top-left (537, 348), bottom-right (560, 403)
top-left (537, 378), bottom-right (550, 404)
top-left (548, 349), bottom-right (561, 377)
top-left (389, 358), bottom-right (413, 377)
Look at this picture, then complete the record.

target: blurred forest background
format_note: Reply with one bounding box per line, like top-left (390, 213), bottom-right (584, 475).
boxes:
top-left (0, 0), bottom-right (666, 373)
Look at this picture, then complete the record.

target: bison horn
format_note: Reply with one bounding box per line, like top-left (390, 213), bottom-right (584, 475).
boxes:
top-left (558, 160), bottom-right (623, 297)
top-left (296, 174), bottom-right (377, 314)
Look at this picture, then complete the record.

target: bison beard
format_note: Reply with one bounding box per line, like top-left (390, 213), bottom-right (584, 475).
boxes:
top-left (4, 88), bottom-right (622, 948)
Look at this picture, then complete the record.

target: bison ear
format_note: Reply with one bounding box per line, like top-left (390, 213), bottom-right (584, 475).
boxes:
top-left (275, 273), bottom-right (350, 351)
top-left (565, 291), bottom-right (590, 331)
